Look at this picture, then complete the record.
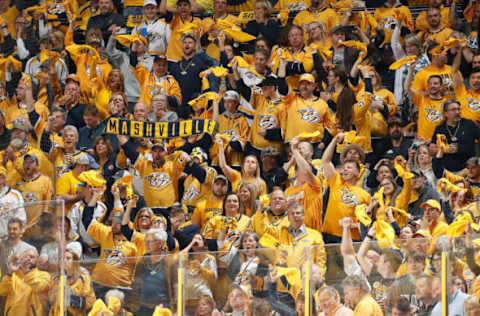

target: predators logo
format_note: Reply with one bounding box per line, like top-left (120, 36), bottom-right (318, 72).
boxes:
top-left (146, 172), bottom-right (171, 188)
top-left (258, 115), bottom-right (277, 129)
top-left (182, 186), bottom-right (200, 202)
top-left (285, 1), bottom-right (307, 10)
top-left (149, 84), bottom-right (167, 96)
top-left (56, 165), bottom-right (70, 177)
top-left (467, 98), bottom-right (480, 112)
top-left (373, 95), bottom-right (385, 103)
top-left (104, 249), bottom-right (126, 266)
top-left (425, 108), bottom-right (443, 122)
top-left (379, 17), bottom-right (396, 30)
top-left (340, 188), bottom-right (358, 206)
top-left (23, 192), bottom-right (38, 203)
top-left (297, 107), bottom-right (321, 123)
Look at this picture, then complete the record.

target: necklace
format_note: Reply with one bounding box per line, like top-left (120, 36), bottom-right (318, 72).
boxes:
top-left (446, 121), bottom-right (460, 142)
top-left (180, 58), bottom-right (194, 75)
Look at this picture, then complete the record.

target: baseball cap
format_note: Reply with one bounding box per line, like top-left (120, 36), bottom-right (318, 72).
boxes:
top-left (74, 153), bottom-right (100, 169)
top-left (258, 75), bottom-right (278, 87)
top-left (467, 157), bottom-right (480, 167)
top-left (170, 202), bottom-right (187, 214)
top-left (213, 174), bottom-right (228, 184)
top-left (224, 90), bottom-right (240, 101)
top-left (24, 153), bottom-right (39, 164)
top-left (299, 73), bottom-right (315, 84)
top-left (388, 116), bottom-right (402, 127)
top-left (111, 212), bottom-right (124, 223)
top-left (411, 169), bottom-right (425, 178)
top-left (66, 74), bottom-right (80, 84)
top-left (151, 52), bottom-right (167, 63)
top-left (420, 199), bottom-right (441, 211)
top-left (87, 36), bottom-right (102, 46)
top-left (11, 119), bottom-right (29, 132)
top-left (177, 0), bottom-right (190, 5)
top-left (330, 25), bottom-right (346, 36)
top-left (151, 139), bottom-right (167, 151)
top-left (261, 147), bottom-right (280, 158)
top-left (383, 150), bottom-right (395, 160)
top-left (66, 242), bottom-right (82, 259)
top-left (144, 0), bottom-right (157, 6)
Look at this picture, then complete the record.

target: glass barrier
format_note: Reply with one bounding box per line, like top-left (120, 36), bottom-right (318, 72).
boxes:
top-left (0, 200), bottom-right (66, 315)
top-left (0, 204), bottom-right (473, 316)
top-left (69, 243), bottom-right (180, 316)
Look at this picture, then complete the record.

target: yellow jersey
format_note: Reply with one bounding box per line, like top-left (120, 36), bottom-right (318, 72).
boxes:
top-left (88, 220), bottom-right (138, 288)
top-left (415, 6), bottom-right (451, 32)
top-left (227, 169), bottom-right (267, 197)
top-left (292, 7), bottom-right (340, 35)
top-left (285, 176), bottom-right (323, 231)
top-left (166, 15), bottom-right (203, 62)
top-left (455, 85), bottom-right (480, 126)
top-left (371, 88), bottom-right (397, 136)
top-left (135, 152), bottom-right (188, 208)
top-left (12, 174), bottom-right (53, 230)
top-left (182, 165), bottom-right (217, 208)
top-left (191, 196), bottom-right (224, 231)
top-left (411, 93), bottom-right (447, 141)
top-left (322, 173), bottom-right (371, 240)
top-left (282, 94), bottom-right (335, 143)
top-left (418, 27), bottom-right (454, 46)
top-left (201, 15), bottom-right (239, 61)
top-left (353, 294), bottom-right (383, 316)
top-left (210, 112), bottom-right (249, 167)
top-left (56, 170), bottom-right (86, 214)
top-left (249, 96), bottom-right (286, 152)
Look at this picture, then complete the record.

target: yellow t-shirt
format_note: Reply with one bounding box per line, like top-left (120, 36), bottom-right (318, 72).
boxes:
top-left (12, 174), bottom-right (53, 229)
top-left (201, 15), bottom-right (239, 61)
top-left (292, 7), bottom-right (340, 35)
top-left (285, 176), bottom-right (323, 231)
top-left (166, 15), bottom-right (203, 62)
top-left (227, 169), bottom-right (267, 196)
top-left (88, 221), bottom-right (138, 288)
top-left (281, 94), bottom-right (335, 143)
top-left (249, 96), bottom-right (286, 152)
top-left (135, 152), bottom-right (187, 208)
top-left (210, 112), bottom-right (250, 167)
top-left (322, 173), bottom-right (371, 240)
top-left (455, 85), bottom-right (480, 126)
top-left (191, 196), bottom-right (224, 231)
top-left (418, 27), bottom-right (454, 46)
top-left (415, 6), bottom-right (451, 32)
top-left (182, 166), bottom-right (217, 208)
top-left (412, 65), bottom-right (459, 96)
top-left (203, 214), bottom-right (252, 246)
top-left (371, 88), bottom-right (398, 136)
top-left (411, 93), bottom-right (446, 141)
top-left (353, 294), bottom-right (383, 316)
top-left (374, 6), bottom-right (413, 43)
top-left (56, 170), bottom-right (86, 214)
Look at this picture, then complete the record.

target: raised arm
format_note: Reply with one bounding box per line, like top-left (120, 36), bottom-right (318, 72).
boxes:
top-left (290, 137), bottom-right (316, 185)
top-left (404, 61), bottom-right (417, 100)
top-left (321, 133), bottom-right (344, 180)
top-left (341, 217), bottom-right (358, 271)
top-left (215, 136), bottom-right (235, 180)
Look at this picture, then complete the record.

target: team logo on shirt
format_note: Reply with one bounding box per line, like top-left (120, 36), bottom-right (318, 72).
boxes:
top-left (0, 203), bottom-right (14, 220)
top-left (340, 188), bottom-right (358, 206)
top-left (297, 107), bottom-right (321, 123)
top-left (149, 84), bottom-right (167, 96)
top-left (425, 108), bottom-right (443, 122)
top-left (56, 165), bottom-right (70, 177)
top-left (146, 172), bottom-right (171, 188)
top-left (23, 192), bottom-right (38, 203)
top-left (466, 98), bottom-right (480, 112)
top-left (183, 186), bottom-right (200, 202)
top-left (104, 249), bottom-right (126, 266)
top-left (285, 2), bottom-right (307, 10)
top-left (373, 95), bottom-right (385, 103)
top-left (379, 17), bottom-right (396, 30)
top-left (258, 115), bottom-right (277, 129)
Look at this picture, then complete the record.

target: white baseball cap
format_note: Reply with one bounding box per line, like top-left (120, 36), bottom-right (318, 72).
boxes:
top-left (144, 0), bottom-right (157, 6)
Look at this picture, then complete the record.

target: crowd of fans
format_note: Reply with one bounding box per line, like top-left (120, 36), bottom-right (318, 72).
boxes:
top-left (1, 0), bottom-right (480, 314)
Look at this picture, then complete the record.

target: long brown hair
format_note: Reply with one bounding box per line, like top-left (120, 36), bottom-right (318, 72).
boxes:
top-left (107, 69), bottom-right (125, 92)
top-left (336, 85), bottom-right (356, 131)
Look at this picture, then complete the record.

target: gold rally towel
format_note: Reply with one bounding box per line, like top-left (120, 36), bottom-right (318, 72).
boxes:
top-left (106, 118), bottom-right (217, 138)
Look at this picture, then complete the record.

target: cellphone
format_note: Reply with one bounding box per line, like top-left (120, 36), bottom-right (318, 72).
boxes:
top-left (140, 28), bottom-right (147, 37)
top-left (344, 26), bottom-right (355, 33)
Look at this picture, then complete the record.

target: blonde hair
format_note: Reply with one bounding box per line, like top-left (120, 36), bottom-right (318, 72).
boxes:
top-left (241, 155), bottom-right (263, 194)
top-left (254, 0), bottom-right (272, 18)
top-left (238, 182), bottom-right (259, 215)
